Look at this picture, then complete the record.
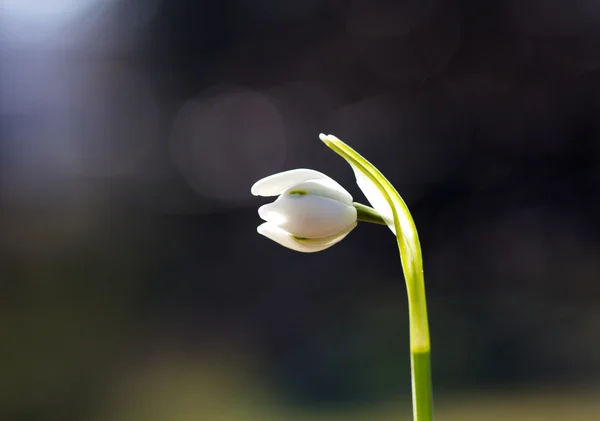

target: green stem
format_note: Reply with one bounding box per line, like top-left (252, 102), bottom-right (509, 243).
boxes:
top-left (354, 202), bottom-right (387, 225)
top-left (411, 351), bottom-right (433, 421)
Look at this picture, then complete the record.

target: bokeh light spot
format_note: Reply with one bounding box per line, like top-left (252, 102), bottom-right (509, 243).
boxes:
top-left (170, 89), bottom-right (287, 204)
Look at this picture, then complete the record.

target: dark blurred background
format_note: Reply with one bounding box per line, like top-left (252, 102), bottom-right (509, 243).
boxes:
top-left (2, 1), bottom-right (600, 420)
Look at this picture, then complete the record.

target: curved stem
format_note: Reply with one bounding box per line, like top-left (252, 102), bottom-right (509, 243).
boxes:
top-left (321, 134), bottom-right (433, 421)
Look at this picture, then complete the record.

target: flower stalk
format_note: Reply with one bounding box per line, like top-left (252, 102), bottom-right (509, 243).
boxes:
top-left (319, 134), bottom-right (433, 421)
top-left (354, 202), bottom-right (388, 225)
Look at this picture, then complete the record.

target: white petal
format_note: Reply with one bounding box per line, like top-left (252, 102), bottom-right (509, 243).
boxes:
top-left (293, 220), bottom-right (357, 249)
top-left (257, 222), bottom-right (356, 253)
top-left (351, 166), bottom-right (396, 234)
top-left (258, 194), bottom-right (357, 238)
top-left (251, 169), bottom-right (337, 197)
top-left (283, 178), bottom-right (353, 206)
top-left (257, 223), bottom-right (316, 252)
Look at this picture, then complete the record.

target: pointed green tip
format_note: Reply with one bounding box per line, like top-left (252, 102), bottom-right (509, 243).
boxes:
top-left (319, 133), bottom-right (341, 150)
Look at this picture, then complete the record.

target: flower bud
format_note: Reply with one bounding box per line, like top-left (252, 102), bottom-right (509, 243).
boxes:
top-left (251, 169), bottom-right (357, 252)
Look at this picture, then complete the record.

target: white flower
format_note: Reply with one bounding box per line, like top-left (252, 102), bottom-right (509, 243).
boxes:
top-left (251, 169), bottom-right (357, 252)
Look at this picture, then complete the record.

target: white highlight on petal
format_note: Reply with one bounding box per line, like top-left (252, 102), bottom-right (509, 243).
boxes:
top-left (251, 168), bottom-right (336, 197)
top-left (258, 203), bottom-right (287, 225)
top-left (294, 221), bottom-right (357, 249)
top-left (258, 194), bottom-right (356, 238)
top-left (257, 223), bottom-right (311, 252)
top-left (283, 178), bottom-right (353, 205)
top-left (257, 221), bottom-right (356, 253)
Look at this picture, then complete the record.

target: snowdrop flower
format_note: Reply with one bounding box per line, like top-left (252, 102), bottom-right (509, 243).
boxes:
top-left (251, 133), bottom-right (433, 421)
top-left (251, 169), bottom-right (358, 252)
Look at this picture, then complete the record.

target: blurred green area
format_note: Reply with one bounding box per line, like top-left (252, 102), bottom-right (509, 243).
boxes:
top-left (91, 352), bottom-right (600, 421)
top-left (2, 215), bottom-right (600, 421)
